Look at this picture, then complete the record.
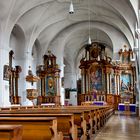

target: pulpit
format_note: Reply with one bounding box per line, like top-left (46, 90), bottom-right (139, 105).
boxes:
top-left (26, 71), bottom-right (40, 105)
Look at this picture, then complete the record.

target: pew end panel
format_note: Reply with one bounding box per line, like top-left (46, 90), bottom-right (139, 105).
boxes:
top-left (0, 125), bottom-right (23, 140)
top-left (0, 117), bottom-right (62, 140)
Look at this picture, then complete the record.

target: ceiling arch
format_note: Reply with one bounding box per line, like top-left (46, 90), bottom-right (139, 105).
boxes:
top-left (0, 0), bottom-right (138, 70)
top-left (10, 24), bottom-right (26, 60)
top-left (0, 0), bottom-right (135, 52)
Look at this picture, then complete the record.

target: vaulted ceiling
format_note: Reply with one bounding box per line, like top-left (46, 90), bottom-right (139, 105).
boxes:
top-left (0, 0), bottom-right (138, 70)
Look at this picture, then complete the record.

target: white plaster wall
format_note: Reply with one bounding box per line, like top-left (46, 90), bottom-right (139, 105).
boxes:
top-left (0, 48), bottom-right (11, 107)
top-left (64, 73), bottom-right (77, 89)
top-left (69, 91), bottom-right (77, 106)
top-left (49, 22), bottom-right (131, 92)
top-left (0, 0), bottom-right (138, 107)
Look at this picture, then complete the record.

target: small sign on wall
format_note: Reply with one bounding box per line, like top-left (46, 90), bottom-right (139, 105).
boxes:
top-left (3, 65), bottom-right (10, 81)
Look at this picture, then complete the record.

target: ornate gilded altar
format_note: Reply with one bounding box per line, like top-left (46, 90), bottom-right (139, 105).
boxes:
top-left (78, 43), bottom-right (136, 109)
top-left (117, 45), bottom-right (136, 104)
top-left (36, 50), bottom-right (61, 105)
top-left (79, 42), bottom-right (113, 105)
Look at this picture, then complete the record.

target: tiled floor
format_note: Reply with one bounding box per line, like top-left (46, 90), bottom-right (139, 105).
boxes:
top-left (92, 112), bottom-right (140, 140)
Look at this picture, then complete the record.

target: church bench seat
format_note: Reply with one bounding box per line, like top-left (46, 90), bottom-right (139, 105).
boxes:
top-left (0, 109), bottom-right (87, 140)
top-left (61, 106), bottom-right (114, 133)
top-left (59, 106), bottom-right (100, 134)
top-left (0, 105), bottom-right (114, 139)
top-left (0, 117), bottom-right (63, 140)
top-left (0, 125), bottom-right (23, 140)
top-left (0, 113), bottom-right (77, 140)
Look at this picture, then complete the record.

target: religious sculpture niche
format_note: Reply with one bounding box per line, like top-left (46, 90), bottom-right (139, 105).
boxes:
top-left (36, 50), bottom-right (61, 105)
top-left (9, 50), bottom-right (22, 104)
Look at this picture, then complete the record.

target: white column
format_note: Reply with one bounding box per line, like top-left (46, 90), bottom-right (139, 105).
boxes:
top-left (114, 74), bottom-right (117, 94)
top-left (82, 70), bottom-right (85, 94)
top-left (59, 64), bottom-right (65, 105)
top-left (117, 75), bottom-right (120, 95)
top-left (86, 73), bottom-right (89, 94)
top-left (107, 73), bottom-right (109, 94)
top-left (138, 74), bottom-right (140, 117)
top-left (0, 48), bottom-right (11, 107)
top-left (19, 51), bottom-right (35, 105)
top-left (138, 37), bottom-right (140, 117)
top-left (56, 77), bottom-right (60, 96)
top-left (135, 29), bottom-right (140, 116)
top-left (110, 74), bottom-right (112, 94)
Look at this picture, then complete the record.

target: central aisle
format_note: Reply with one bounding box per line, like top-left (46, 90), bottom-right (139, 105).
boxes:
top-left (94, 113), bottom-right (140, 140)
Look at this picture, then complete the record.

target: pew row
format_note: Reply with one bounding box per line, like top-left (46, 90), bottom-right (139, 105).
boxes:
top-left (0, 109), bottom-right (88, 140)
top-left (0, 105), bottom-right (114, 140)
top-left (0, 113), bottom-right (77, 140)
top-left (0, 117), bottom-right (63, 140)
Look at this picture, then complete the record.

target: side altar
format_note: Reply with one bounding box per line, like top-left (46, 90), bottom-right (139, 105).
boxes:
top-left (36, 50), bottom-right (61, 105)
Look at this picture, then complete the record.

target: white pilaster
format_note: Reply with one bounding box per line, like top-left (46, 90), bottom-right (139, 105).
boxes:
top-left (117, 75), bottom-right (120, 95)
top-left (0, 48), bottom-right (11, 107)
top-left (18, 51), bottom-right (37, 105)
top-left (110, 74), bottom-right (112, 94)
top-left (59, 64), bottom-right (65, 105)
top-left (114, 74), bottom-right (117, 94)
top-left (107, 73), bottom-right (109, 94)
top-left (82, 70), bottom-right (85, 94)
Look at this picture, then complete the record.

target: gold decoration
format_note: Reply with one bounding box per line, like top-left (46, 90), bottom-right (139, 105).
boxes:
top-left (26, 75), bottom-right (40, 82)
top-left (26, 89), bottom-right (38, 100)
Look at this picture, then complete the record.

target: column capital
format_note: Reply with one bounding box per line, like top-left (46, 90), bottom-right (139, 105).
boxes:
top-left (135, 29), bottom-right (140, 38)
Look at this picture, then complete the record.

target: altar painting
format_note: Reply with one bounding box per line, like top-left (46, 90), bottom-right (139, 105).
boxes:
top-left (120, 74), bottom-right (131, 92)
top-left (120, 74), bottom-right (132, 101)
top-left (90, 68), bottom-right (102, 91)
top-left (46, 76), bottom-right (55, 96)
top-left (122, 54), bottom-right (130, 64)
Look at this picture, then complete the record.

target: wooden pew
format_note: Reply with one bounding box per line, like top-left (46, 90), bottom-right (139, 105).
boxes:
top-left (0, 113), bottom-right (77, 140)
top-left (40, 106), bottom-right (112, 137)
top-left (0, 105), bottom-right (114, 139)
top-left (0, 125), bottom-right (23, 140)
top-left (54, 106), bottom-right (95, 137)
top-left (0, 109), bottom-right (87, 140)
top-left (0, 117), bottom-right (63, 140)
top-left (59, 108), bottom-right (93, 139)
top-left (59, 105), bottom-right (114, 134)
top-left (43, 108), bottom-right (88, 140)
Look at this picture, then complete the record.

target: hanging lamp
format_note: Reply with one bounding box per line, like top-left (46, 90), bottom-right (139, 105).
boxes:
top-left (69, 0), bottom-right (74, 14)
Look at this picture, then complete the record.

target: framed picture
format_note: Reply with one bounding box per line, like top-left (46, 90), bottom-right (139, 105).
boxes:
top-left (3, 65), bottom-right (10, 81)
